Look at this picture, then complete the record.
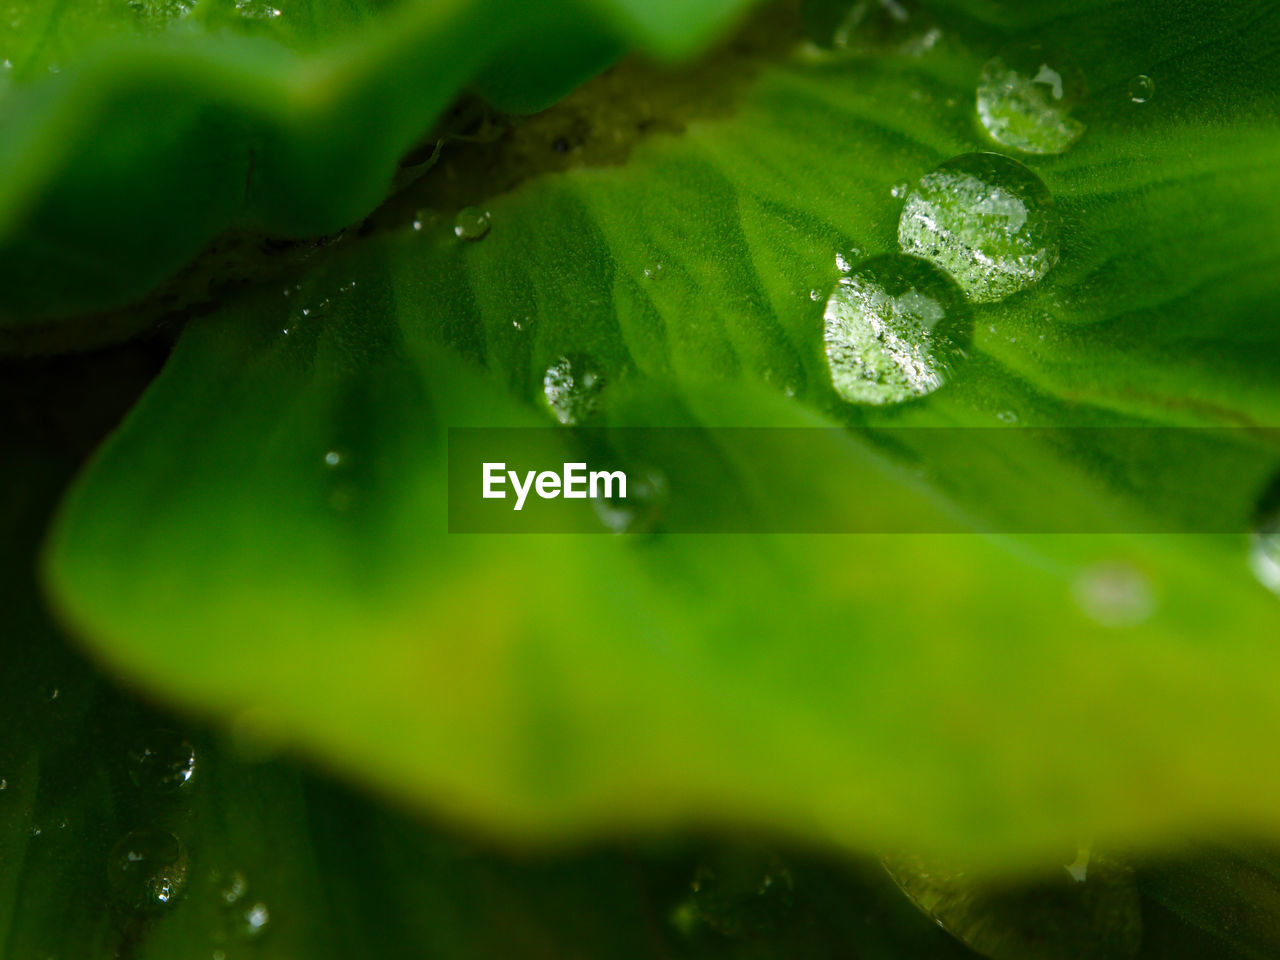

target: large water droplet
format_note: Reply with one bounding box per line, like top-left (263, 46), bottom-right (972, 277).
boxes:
top-left (127, 731), bottom-right (196, 791)
top-left (976, 46), bottom-right (1087, 155)
top-left (823, 254), bottom-right (969, 405)
top-left (108, 829), bottom-right (189, 910)
top-left (542, 355), bottom-right (605, 425)
top-left (898, 153), bottom-right (1060, 303)
top-left (453, 207), bottom-right (491, 241)
top-left (884, 851), bottom-right (1142, 960)
top-left (1128, 75), bottom-right (1154, 103)
top-left (896, 154), bottom-right (1064, 304)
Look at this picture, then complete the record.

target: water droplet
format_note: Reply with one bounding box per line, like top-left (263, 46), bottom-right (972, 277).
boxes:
top-left (808, 289), bottom-right (823, 301)
top-left (643, 262), bottom-right (664, 279)
top-left (542, 355), bottom-right (606, 425)
top-left (1073, 563), bottom-right (1154, 627)
top-left (592, 468), bottom-right (668, 534)
top-left (108, 829), bottom-right (189, 911)
top-left (996, 409), bottom-right (1019, 424)
top-left (1250, 512), bottom-right (1280, 596)
top-left (127, 731), bottom-right (196, 791)
top-left (30, 825), bottom-right (41, 838)
top-left (42, 683), bottom-right (60, 702)
top-left (823, 0), bottom-right (939, 56)
top-left (890, 180), bottom-right (910, 199)
top-left (220, 870), bottom-right (248, 905)
top-left (0, 778), bottom-right (6, 790)
top-left (411, 208), bottom-right (437, 232)
top-left (884, 851), bottom-right (1142, 960)
top-left (323, 450), bottom-right (342, 468)
top-left (823, 254), bottom-right (970, 405)
top-left (239, 902), bottom-right (271, 938)
top-left (1128, 74), bottom-right (1153, 103)
top-left (453, 207), bottom-right (491, 241)
top-left (976, 46), bottom-right (1087, 155)
top-left (1064, 845), bottom-right (1091, 883)
top-left (898, 152), bottom-right (1060, 303)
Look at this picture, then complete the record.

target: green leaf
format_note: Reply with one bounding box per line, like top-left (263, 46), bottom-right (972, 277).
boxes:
top-left (0, 347), bottom-right (982, 959)
top-left (0, 0), bottom-right (761, 337)
top-left (44, 0), bottom-right (1280, 872)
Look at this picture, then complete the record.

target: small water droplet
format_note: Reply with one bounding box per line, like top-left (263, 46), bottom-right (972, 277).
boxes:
top-left (1065, 845), bottom-right (1091, 883)
top-left (898, 152), bottom-right (1061, 303)
top-left (890, 180), bottom-right (910, 199)
top-left (808, 288), bottom-right (823, 301)
top-left (996, 409), bottom-right (1019, 424)
top-left (220, 870), bottom-right (248, 905)
top-left (823, 254), bottom-right (970, 405)
top-left (30, 825), bottom-right (41, 838)
top-left (323, 450), bottom-right (342, 468)
top-left (411, 208), bottom-right (437, 232)
top-left (127, 731), bottom-right (196, 791)
top-left (542, 355), bottom-right (606, 425)
top-left (1250, 512), bottom-right (1280, 596)
top-left (239, 902), bottom-right (271, 938)
top-left (42, 683), bottom-right (60, 703)
top-left (108, 829), bottom-right (189, 911)
top-left (977, 46), bottom-right (1087, 155)
top-left (643, 262), bottom-right (664, 279)
top-left (453, 207), bottom-right (491, 241)
top-left (1128, 74), bottom-right (1154, 103)
top-left (592, 468), bottom-right (668, 534)
top-left (822, 0), bottom-right (938, 56)
top-left (0, 778), bottom-right (7, 791)
top-left (1073, 563), bottom-right (1154, 627)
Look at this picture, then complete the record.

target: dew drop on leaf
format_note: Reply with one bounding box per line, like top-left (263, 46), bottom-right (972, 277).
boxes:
top-left (1128, 74), bottom-right (1154, 103)
top-left (453, 206), bottom-right (491, 241)
top-left (1250, 512), bottom-right (1280, 596)
top-left (592, 467), bottom-right (667, 534)
top-left (976, 46), bottom-right (1087, 155)
top-left (822, 254), bottom-right (969, 405)
top-left (1073, 564), bottom-right (1155, 627)
top-left (890, 180), bottom-right (910, 198)
top-left (127, 731), bottom-right (196, 791)
top-left (898, 153), bottom-right (1061, 303)
top-left (108, 829), bottom-right (189, 911)
top-left (238, 901), bottom-right (271, 938)
top-left (542, 355), bottom-right (605, 425)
